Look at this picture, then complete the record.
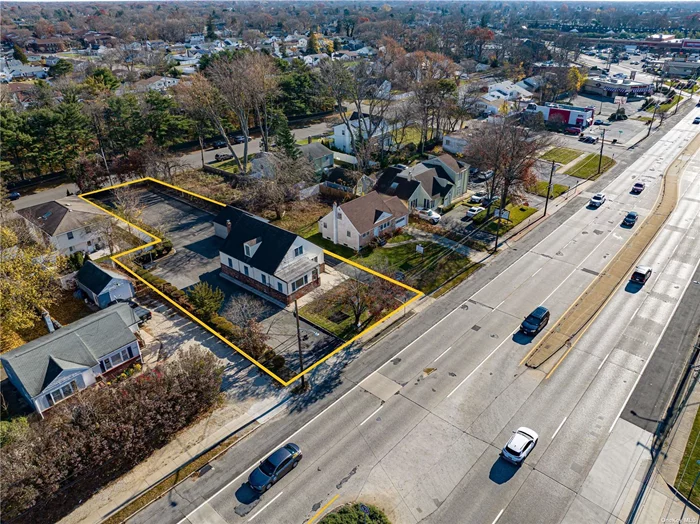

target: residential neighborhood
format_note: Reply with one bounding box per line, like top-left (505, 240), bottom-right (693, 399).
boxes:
top-left (2, 2), bottom-right (700, 524)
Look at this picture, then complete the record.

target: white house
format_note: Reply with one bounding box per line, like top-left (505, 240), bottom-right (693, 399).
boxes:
top-left (215, 206), bottom-right (325, 305)
top-left (319, 191), bottom-right (408, 251)
top-left (488, 80), bottom-right (533, 101)
top-left (303, 53), bottom-right (330, 67)
top-left (128, 75), bottom-right (179, 93)
top-left (332, 111), bottom-right (393, 154)
top-left (0, 304), bottom-right (141, 416)
top-left (17, 196), bottom-right (112, 256)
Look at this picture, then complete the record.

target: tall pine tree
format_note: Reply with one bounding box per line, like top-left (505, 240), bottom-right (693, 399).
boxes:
top-left (274, 114), bottom-right (301, 160)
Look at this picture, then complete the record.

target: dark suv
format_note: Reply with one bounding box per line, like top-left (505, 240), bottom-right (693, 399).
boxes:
top-left (520, 306), bottom-right (550, 336)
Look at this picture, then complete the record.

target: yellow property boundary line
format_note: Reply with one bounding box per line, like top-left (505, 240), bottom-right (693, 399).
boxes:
top-left (79, 177), bottom-right (423, 386)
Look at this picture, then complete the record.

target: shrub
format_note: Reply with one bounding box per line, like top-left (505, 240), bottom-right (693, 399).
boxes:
top-left (321, 503), bottom-right (391, 524)
top-left (0, 417), bottom-right (28, 448)
top-left (187, 282), bottom-right (224, 320)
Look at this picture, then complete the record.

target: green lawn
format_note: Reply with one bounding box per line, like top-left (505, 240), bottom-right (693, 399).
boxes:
top-left (529, 181), bottom-right (570, 199)
top-left (305, 232), bottom-right (356, 259)
top-left (541, 147), bottom-right (583, 165)
top-left (659, 95), bottom-right (682, 113)
top-left (485, 204), bottom-right (538, 235)
top-left (299, 302), bottom-right (370, 341)
top-left (675, 408), bottom-right (700, 506)
top-left (386, 232), bottom-right (414, 244)
top-left (564, 153), bottom-right (616, 180)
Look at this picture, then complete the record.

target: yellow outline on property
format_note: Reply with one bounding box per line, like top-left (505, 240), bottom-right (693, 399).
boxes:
top-left (79, 177), bottom-right (423, 386)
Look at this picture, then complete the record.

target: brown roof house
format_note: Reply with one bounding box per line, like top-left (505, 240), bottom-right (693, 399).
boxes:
top-left (318, 191), bottom-right (408, 251)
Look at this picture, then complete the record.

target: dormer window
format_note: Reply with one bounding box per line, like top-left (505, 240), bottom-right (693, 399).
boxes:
top-left (244, 244), bottom-right (251, 257)
top-left (294, 245), bottom-right (304, 257)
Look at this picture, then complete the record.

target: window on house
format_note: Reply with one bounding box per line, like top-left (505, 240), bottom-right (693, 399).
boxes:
top-left (243, 265), bottom-right (249, 276)
top-left (423, 199), bottom-right (430, 208)
top-left (228, 257), bottom-right (233, 268)
top-left (47, 380), bottom-right (78, 406)
top-left (277, 282), bottom-right (284, 293)
top-left (261, 274), bottom-right (267, 285)
top-left (244, 244), bottom-right (251, 257)
top-left (323, 222), bottom-right (327, 229)
top-left (67, 231), bottom-right (74, 240)
top-left (294, 246), bottom-right (304, 257)
top-left (337, 212), bottom-right (342, 219)
top-left (291, 274), bottom-right (309, 292)
top-left (346, 231), bottom-right (351, 237)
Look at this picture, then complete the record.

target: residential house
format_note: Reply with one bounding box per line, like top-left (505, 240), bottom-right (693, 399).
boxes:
top-left (322, 167), bottom-right (375, 196)
top-left (475, 93), bottom-right (511, 115)
top-left (17, 196), bottom-right (111, 256)
top-left (31, 38), bottom-right (66, 53)
top-left (77, 261), bottom-right (135, 309)
top-left (8, 64), bottom-right (48, 79)
top-left (300, 142), bottom-right (334, 174)
top-left (0, 303), bottom-right (141, 416)
top-left (488, 80), bottom-right (533, 101)
top-left (44, 56), bottom-right (61, 67)
top-left (128, 75), bottom-right (179, 93)
top-left (332, 112), bottom-right (393, 155)
top-left (319, 191), bottom-right (408, 251)
top-left (333, 50), bottom-right (359, 61)
top-left (442, 122), bottom-right (486, 155)
top-left (215, 206), bottom-right (325, 305)
top-left (303, 53), bottom-right (330, 67)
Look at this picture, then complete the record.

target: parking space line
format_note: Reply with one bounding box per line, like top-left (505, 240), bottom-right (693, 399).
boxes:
top-left (247, 491), bottom-right (284, 522)
top-left (360, 405), bottom-right (384, 426)
top-left (492, 508), bottom-right (505, 524)
top-left (552, 417), bottom-right (567, 440)
top-left (433, 347), bottom-right (452, 362)
top-left (597, 352), bottom-right (610, 371)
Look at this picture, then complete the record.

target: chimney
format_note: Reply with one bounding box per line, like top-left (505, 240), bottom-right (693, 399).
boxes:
top-left (42, 310), bottom-right (55, 334)
top-left (226, 219), bottom-right (232, 235)
top-left (332, 202), bottom-right (338, 244)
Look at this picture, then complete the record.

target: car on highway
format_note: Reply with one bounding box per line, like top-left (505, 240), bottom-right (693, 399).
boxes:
top-left (417, 208), bottom-right (441, 224)
top-left (630, 265), bottom-right (652, 285)
top-left (466, 206), bottom-right (485, 219)
top-left (233, 134), bottom-right (251, 144)
top-left (693, 117), bottom-right (700, 125)
top-left (8, 191), bottom-right (21, 200)
top-left (248, 443), bottom-right (302, 492)
top-left (470, 191), bottom-right (488, 203)
top-left (589, 193), bottom-right (606, 208)
top-left (622, 211), bottom-right (638, 227)
top-left (501, 427), bottom-right (539, 466)
top-left (520, 306), bottom-right (550, 336)
top-left (631, 182), bottom-right (645, 194)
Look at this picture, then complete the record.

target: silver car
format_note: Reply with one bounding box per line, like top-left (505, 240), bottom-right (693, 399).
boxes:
top-left (501, 427), bottom-right (539, 465)
top-left (589, 193), bottom-right (606, 207)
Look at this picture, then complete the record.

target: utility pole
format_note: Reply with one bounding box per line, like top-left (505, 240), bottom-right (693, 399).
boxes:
top-left (544, 160), bottom-right (555, 216)
top-left (294, 299), bottom-right (305, 388)
top-left (597, 128), bottom-right (606, 175)
top-left (646, 103), bottom-right (659, 138)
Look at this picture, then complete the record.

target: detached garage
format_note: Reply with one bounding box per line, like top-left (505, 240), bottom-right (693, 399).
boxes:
top-left (77, 261), bottom-right (135, 308)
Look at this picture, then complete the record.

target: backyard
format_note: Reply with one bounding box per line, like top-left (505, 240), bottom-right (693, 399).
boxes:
top-left (564, 153), bottom-right (616, 180)
top-left (541, 147), bottom-right (583, 165)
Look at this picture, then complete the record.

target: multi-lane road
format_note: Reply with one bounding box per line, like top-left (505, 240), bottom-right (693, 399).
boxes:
top-left (125, 102), bottom-right (700, 524)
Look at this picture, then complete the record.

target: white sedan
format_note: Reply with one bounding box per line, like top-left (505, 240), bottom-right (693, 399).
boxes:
top-left (466, 206), bottom-right (486, 219)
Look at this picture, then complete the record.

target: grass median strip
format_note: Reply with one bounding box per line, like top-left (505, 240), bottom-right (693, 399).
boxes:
top-left (675, 407), bottom-right (700, 506)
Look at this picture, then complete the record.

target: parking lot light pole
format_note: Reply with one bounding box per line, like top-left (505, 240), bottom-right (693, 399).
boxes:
top-left (294, 299), bottom-right (305, 388)
top-left (544, 160), bottom-right (555, 216)
top-left (597, 128), bottom-right (606, 175)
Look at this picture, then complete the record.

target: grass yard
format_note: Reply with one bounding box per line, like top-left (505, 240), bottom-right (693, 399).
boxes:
top-left (659, 95), bottom-right (682, 113)
top-left (356, 241), bottom-right (473, 294)
top-left (386, 232), bottom-right (414, 244)
top-left (484, 204), bottom-right (538, 235)
top-left (675, 408), bottom-right (700, 506)
top-left (268, 200), bottom-right (333, 238)
top-left (564, 153), bottom-right (616, 180)
top-left (305, 233), bottom-right (356, 258)
top-left (299, 301), bottom-right (371, 340)
top-left (541, 147), bottom-right (583, 165)
top-left (529, 181), bottom-right (570, 199)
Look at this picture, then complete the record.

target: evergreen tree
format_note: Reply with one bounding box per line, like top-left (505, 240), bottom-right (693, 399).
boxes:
top-left (13, 44), bottom-right (27, 64)
top-left (206, 15), bottom-right (217, 41)
top-left (274, 114), bottom-right (301, 160)
top-left (49, 58), bottom-right (73, 77)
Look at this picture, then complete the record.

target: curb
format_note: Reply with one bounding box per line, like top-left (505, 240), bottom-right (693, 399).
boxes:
top-left (665, 482), bottom-right (700, 516)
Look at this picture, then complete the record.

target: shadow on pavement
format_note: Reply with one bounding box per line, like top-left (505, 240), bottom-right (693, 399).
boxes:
top-left (625, 281), bottom-right (644, 294)
top-left (489, 459), bottom-right (519, 484)
top-left (234, 484), bottom-right (262, 516)
top-left (512, 331), bottom-right (533, 346)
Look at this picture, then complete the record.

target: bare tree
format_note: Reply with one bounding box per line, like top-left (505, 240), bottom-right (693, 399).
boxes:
top-left (223, 294), bottom-right (269, 326)
top-left (247, 53), bottom-right (279, 153)
top-left (113, 186), bottom-right (145, 234)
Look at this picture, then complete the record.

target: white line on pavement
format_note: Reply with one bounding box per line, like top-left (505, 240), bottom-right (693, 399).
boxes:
top-left (447, 333), bottom-right (516, 398)
top-left (492, 508), bottom-right (505, 524)
top-left (360, 405), bottom-right (384, 426)
top-left (552, 417), bottom-right (567, 440)
top-left (247, 491), bottom-right (284, 522)
top-left (597, 352), bottom-right (610, 371)
top-left (433, 346), bottom-right (452, 362)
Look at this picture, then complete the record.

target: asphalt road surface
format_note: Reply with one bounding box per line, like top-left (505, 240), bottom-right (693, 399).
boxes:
top-left (124, 103), bottom-right (700, 524)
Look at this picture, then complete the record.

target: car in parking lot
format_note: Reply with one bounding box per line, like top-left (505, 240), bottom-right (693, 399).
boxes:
top-left (589, 193), bottom-right (606, 207)
top-left (470, 191), bottom-right (487, 204)
top-left (631, 182), bottom-right (645, 194)
top-left (564, 126), bottom-right (583, 135)
top-left (248, 443), bottom-right (302, 492)
top-left (417, 208), bottom-right (441, 224)
top-left (501, 427), bottom-right (539, 466)
top-left (8, 191), bottom-right (21, 201)
top-left (693, 117), bottom-right (700, 125)
top-left (466, 206), bottom-right (485, 219)
top-left (630, 60), bottom-right (640, 65)
top-left (579, 135), bottom-right (599, 144)
top-left (630, 265), bottom-right (652, 284)
top-left (622, 211), bottom-right (638, 227)
top-left (520, 306), bottom-right (550, 336)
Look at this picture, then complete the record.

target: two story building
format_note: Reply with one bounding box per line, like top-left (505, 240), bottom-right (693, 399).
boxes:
top-left (332, 112), bottom-right (393, 155)
top-left (0, 304), bottom-right (141, 416)
top-left (215, 206), bottom-right (325, 305)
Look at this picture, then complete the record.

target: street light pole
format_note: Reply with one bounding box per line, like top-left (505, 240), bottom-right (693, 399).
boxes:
top-left (646, 103), bottom-right (659, 138)
top-left (597, 128), bottom-right (606, 175)
top-left (294, 299), bottom-right (305, 388)
top-left (544, 160), bottom-right (555, 217)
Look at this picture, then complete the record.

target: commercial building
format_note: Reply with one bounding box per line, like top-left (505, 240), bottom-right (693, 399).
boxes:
top-left (583, 76), bottom-right (654, 97)
top-left (523, 102), bottom-right (596, 129)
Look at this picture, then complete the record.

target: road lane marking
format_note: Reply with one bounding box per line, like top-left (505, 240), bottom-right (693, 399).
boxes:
top-left (492, 508), bottom-right (505, 524)
top-left (552, 417), bottom-right (567, 440)
top-left (433, 346), bottom-right (452, 362)
top-left (247, 491), bottom-right (284, 522)
top-left (360, 405), bottom-right (384, 426)
top-left (307, 494), bottom-right (339, 524)
top-left (597, 352), bottom-right (610, 371)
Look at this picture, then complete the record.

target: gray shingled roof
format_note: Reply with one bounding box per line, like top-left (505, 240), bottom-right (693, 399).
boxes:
top-left (300, 142), bottom-right (333, 161)
top-left (0, 304), bottom-right (138, 397)
top-left (16, 196), bottom-right (109, 236)
top-left (77, 261), bottom-right (130, 295)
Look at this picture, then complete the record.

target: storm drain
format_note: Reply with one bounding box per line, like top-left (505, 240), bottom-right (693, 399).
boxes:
top-left (581, 268), bottom-right (600, 276)
top-left (471, 325), bottom-right (481, 332)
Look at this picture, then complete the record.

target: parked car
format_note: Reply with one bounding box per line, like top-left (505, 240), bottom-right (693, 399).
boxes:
top-left (501, 427), bottom-right (539, 466)
top-left (233, 135), bottom-right (251, 144)
top-left (211, 139), bottom-right (226, 149)
top-left (622, 211), bottom-right (638, 227)
top-left (630, 60), bottom-right (640, 65)
top-left (520, 306), bottom-right (550, 336)
top-left (693, 117), bottom-right (700, 125)
top-left (594, 119), bottom-right (604, 125)
top-left (215, 153), bottom-right (233, 162)
top-left (630, 265), bottom-right (652, 284)
top-left (564, 126), bottom-right (583, 135)
top-left (417, 208), bottom-right (441, 224)
top-left (696, 101), bottom-right (700, 107)
top-left (8, 191), bottom-right (20, 201)
top-left (589, 193), bottom-right (606, 207)
top-left (484, 196), bottom-right (500, 207)
top-left (248, 443), bottom-right (302, 492)
top-left (470, 191), bottom-right (487, 204)
top-left (466, 206), bottom-right (486, 219)
top-left (631, 182), bottom-right (645, 194)
top-left (580, 136), bottom-right (599, 144)
top-left (469, 166), bottom-right (480, 176)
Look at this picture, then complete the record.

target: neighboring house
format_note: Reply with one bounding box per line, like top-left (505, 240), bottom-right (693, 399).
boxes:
top-left (332, 111), bottom-right (393, 154)
top-left (8, 64), bottom-right (48, 79)
top-left (17, 196), bottom-right (110, 255)
top-left (375, 154), bottom-right (469, 210)
top-left (319, 191), bottom-right (408, 251)
top-left (77, 261), bottom-right (135, 309)
top-left (128, 75), bottom-right (179, 93)
top-left (322, 167), bottom-right (375, 196)
top-left (442, 128), bottom-right (471, 154)
top-left (216, 206), bottom-right (325, 305)
top-left (0, 304), bottom-right (141, 416)
top-left (300, 142), bottom-right (334, 173)
top-left (333, 50), bottom-right (359, 61)
top-left (31, 38), bottom-right (66, 53)
top-left (303, 53), bottom-right (330, 67)
top-left (44, 56), bottom-right (60, 67)
top-left (475, 93), bottom-right (510, 115)
top-left (488, 80), bottom-right (533, 101)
